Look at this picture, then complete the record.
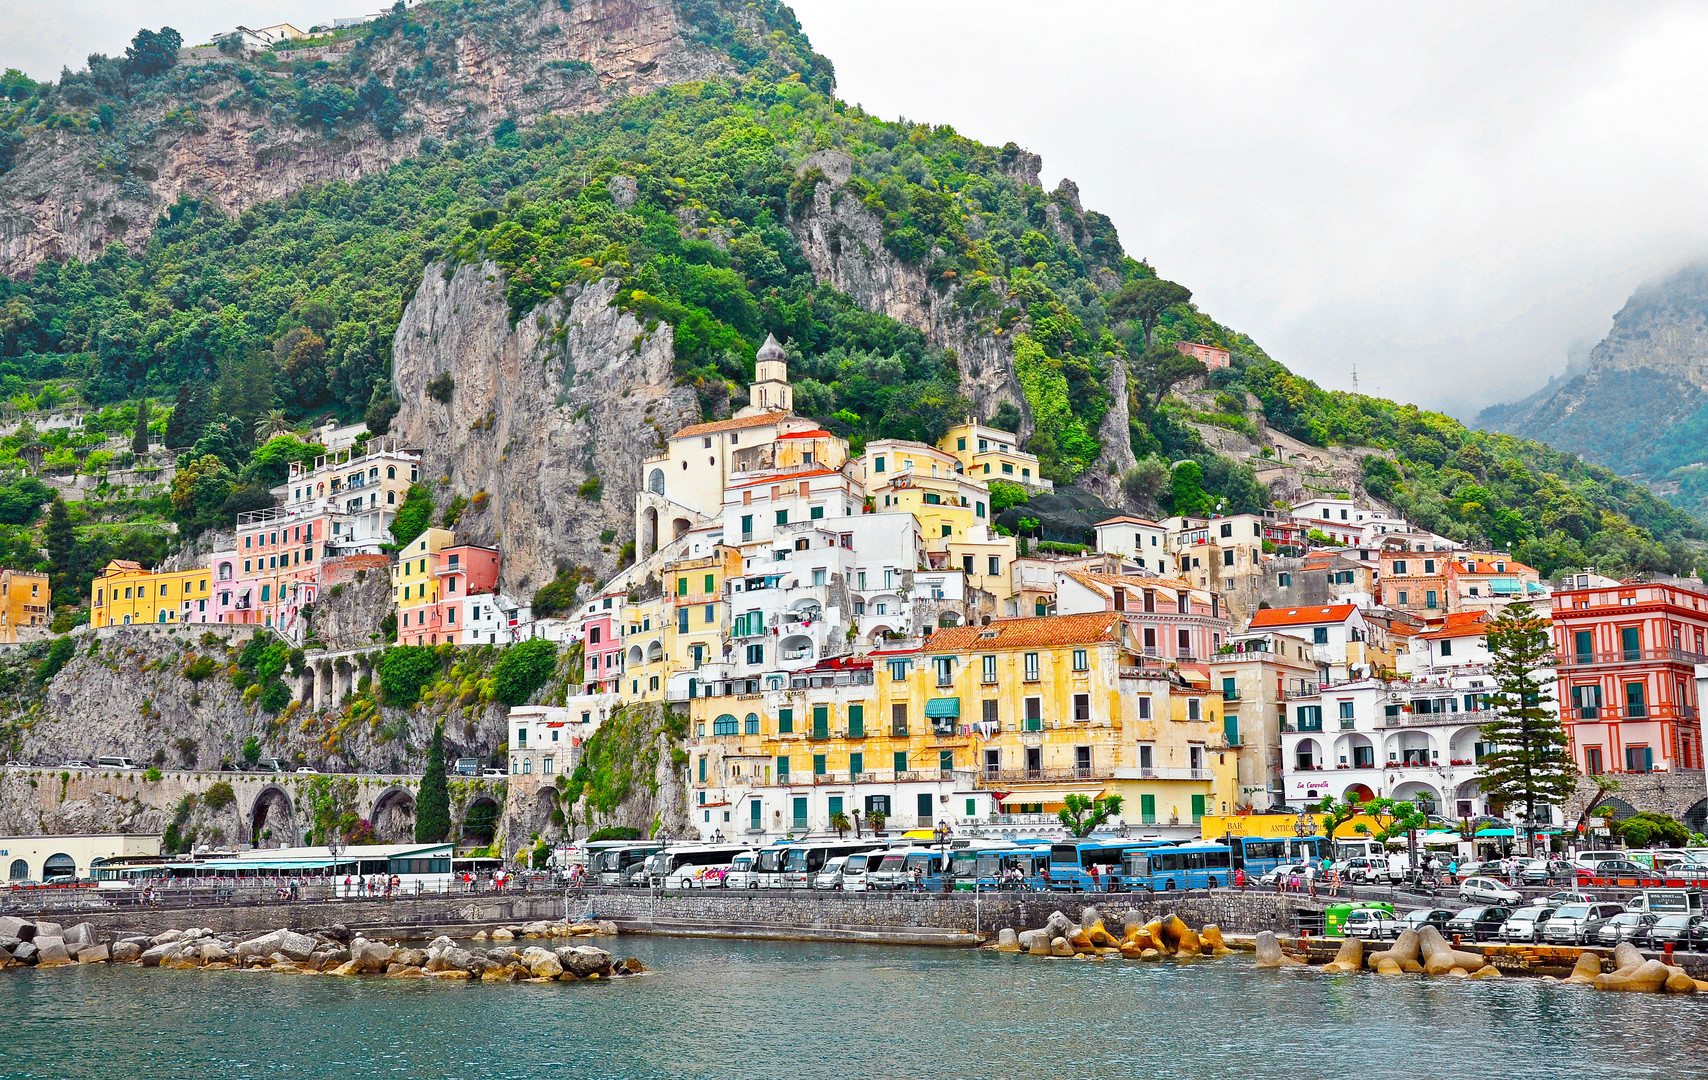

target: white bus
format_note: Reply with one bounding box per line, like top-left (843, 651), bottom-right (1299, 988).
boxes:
top-left (781, 840), bottom-right (887, 888)
top-left (647, 844), bottom-right (753, 888)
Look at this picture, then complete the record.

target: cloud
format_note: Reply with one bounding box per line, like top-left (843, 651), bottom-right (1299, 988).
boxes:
top-left (7, 0), bottom-right (1708, 418)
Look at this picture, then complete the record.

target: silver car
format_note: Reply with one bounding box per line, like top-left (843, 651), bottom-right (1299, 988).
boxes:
top-left (1498, 905), bottom-right (1556, 943)
top-left (1458, 876), bottom-right (1522, 905)
top-left (1597, 912), bottom-right (1659, 946)
top-left (1544, 902), bottom-right (1629, 945)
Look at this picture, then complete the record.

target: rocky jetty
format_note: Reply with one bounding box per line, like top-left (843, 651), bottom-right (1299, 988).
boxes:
top-left (0, 916), bottom-right (643, 983)
top-left (994, 907), bottom-right (1235, 962)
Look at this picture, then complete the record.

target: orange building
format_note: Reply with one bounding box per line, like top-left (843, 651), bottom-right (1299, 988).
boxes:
top-left (0, 569), bottom-right (49, 642)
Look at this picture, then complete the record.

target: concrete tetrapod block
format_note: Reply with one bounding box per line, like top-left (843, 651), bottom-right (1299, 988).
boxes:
top-left (1121, 910), bottom-right (1146, 938)
top-left (1017, 929), bottom-right (1049, 953)
top-left (1366, 929), bottom-right (1423, 973)
top-left (1665, 971), bottom-right (1698, 994)
top-left (1050, 937), bottom-right (1074, 957)
top-left (1468, 965), bottom-right (1502, 979)
top-left (1417, 926), bottom-right (1485, 975)
top-left (1563, 952), bottom-right (1604, 985)
top-left (1594, 958), bottom-right (1672, 993)
top-left (1199, 925), bottom-right (1235, 956)
top-left (1043, 910), bottom-right (1076, 943)
top-left (996, 928), bottom-right (1020, 953)
top-left (1253, 931), bottom-right (1306, 969)
top-left (1375, 957), bottom-right (1405, 977)
top-left (1079, 907), bottom-right (1104, 930)
top-left (1322, 936), bottom-right (1363, 973)
top-left (1611, 942), bottom-right (1645, 972)
top-left (1142, 919), bottom-right (1171, 955)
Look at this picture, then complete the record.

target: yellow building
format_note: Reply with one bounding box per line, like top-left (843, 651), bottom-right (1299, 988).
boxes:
top-left (393, 526), bottom-right (453, 641)
top-left (940, 418), bottom-right (1047, 490)
top-left (90, 560), bottom-right (212, 627)
top-left (944, 532), bottom-right (1018, 606)
top-left (0, 569), bottom-right (49, 642)
top-left (621, 593), bottom-right (671, 702)
top-left (858, 440), bottom-right (991, 551)
top-left (663, 545), bottom-right (742, 698)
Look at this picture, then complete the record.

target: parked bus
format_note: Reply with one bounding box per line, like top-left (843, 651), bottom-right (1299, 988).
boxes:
top-left (1047, 839), bottom-right (1170, 891)
top-left (594, 843), bottom-right (662, 886)
top-left (1117, 843), bottom-right (1235, 892)
top-left (781, 840), bottom-right (887, 888)
top-left (901, 849), bottom-right (955, 891)
top-left (645, 844), bottom-right (753, 888)
top-left (1226, 836), bottom-right (1329, 879)
top-left (947, 841), bottom-right (1025, 890)
top-left (865, 848), bottom-right (920, 891)
top-left (747, 844), bottom-right (794, 889)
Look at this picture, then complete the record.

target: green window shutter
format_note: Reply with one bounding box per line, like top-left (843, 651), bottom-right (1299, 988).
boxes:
top-left (778, 708), bottom-right (793, 734)
top-left (965, 798), bottom-right (976, 816)
top-left (698, 756), bottom-right (706, 782)
top-left (939, 749), bottom-right (953, 772)
top-left (1223, 714), bottom-right (1239, 747)
top-left (1140, 794), bottom-right (1156, 824)
top-left (848, 705), bottom-right (864, 737)
top-left (850, 752), bottom-right (863, 775)
top-left (828, 795), bottom-right (843, 817)
top-left (705, 574), bottom-right (715, 593)
top-left (677, 577), bottom-right (687, 595)
top-left (894, 751), bottom-right (908, 773)
top-left (813, 754), bottom-right (826, 775)
top-left (776, 755), bottom-right (789, 778)
top-left (813, 705), bottom-right (828, 738)
top-left (750, 801), bottom-right (762, 828)
top-left (1191, 794), bottom-right (1206, 822)
top-left (811, 505), bottom-right (824, 519)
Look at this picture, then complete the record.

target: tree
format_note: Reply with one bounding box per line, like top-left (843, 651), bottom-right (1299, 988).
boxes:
top-left (123, 27), bottom-right (182, 80)
top-left (1107, 277), bottom-right (1192, 348)
top-left (132, 398), bottom-right (150, 457)
top-left (829, 811), bottom-right (851, 838)
top-left (1120, 457), bottom-right (1169, 507)
top-left (1613, 811), bottom-right (1690, 849)
top-left (390, 484), bottom-right (434, 549)
top-left (165, 381), bottom-right (207, 448)
top-left (1168, 461), bottom-right (1214, 517)
top-left (378, 645), bottom-right (439, 706)
top-left (415, 722), bottom-right (451, 842)
top-left (1574, 774), bottom-right (1621, 838)
top-left (169, 454), bottom-right (237, 536)
top-left (1478, 602), bottom-right (1576, 855)
top-left (1314, 792), bottom-right (1365, 838)
top-left (43, 496), bottom-right (77, 597)
top-left (988, 480), bottom-right (1029, 514)
top-left (1058, 793), bottom-right (1124, 837)
top-left (493, 639), bottom-right (558, 705)
top-left (1134, 343), bottom-right (1207, 410)
top-left (253, 409), bottom-right (292, 443)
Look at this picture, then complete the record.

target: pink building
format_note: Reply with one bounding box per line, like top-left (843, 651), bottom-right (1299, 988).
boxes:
top-left (1176, 341), bottom-right (1231, 370)
top-left (1054, 570), bottom-right (1230, 661)
top-left (399, 544), bottom-right (501, 646)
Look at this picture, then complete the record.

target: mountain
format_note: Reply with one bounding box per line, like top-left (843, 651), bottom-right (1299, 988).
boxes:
top-left (0, 0), bottom-right (1699, 617)
top-left (1480, 263), bottom-right (1708, 522)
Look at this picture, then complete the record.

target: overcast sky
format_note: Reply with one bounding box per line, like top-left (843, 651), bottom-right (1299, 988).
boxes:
top-left (6, 1), bottom-right (1708, 418)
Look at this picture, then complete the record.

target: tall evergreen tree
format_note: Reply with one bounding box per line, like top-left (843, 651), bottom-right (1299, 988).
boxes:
top-left (1479, 603), bottom-right (1576, 854)
top-left (132, 397), bottom-right (150, 457)
top-left (165, 381), bottom-right (207, 449)
top-left (415, 722), bottom-right (451, 843)
top-left (43, 496), bottom-right (77, 598)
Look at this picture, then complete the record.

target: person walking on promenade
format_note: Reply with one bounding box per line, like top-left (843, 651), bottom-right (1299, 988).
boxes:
top-left (1089, 864), bottom-right (1100, 893)
top-left (1235, 867), bottom-right (1245, 891)
top-left (1305, 862), bottom-right (1318, 900)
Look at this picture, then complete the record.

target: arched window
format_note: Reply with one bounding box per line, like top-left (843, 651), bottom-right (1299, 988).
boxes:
top-left (648, 468), bottom-right (665, 495)
top-left (387, 466), bottom-right (396, 479)
top-left (713, 714), bottom-right (739, 735)
top-left (8, 858), bottom-right (26, 880)
top-left (745, 713), bottom-right (760, 735)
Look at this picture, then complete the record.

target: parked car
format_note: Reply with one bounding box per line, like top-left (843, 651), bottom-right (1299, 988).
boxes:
top-left (813, 856), bottom-right (849, 891)
top-left (1446, 906), bottom-right (1513, 941)
top-left (1342, 857), bottom-right (1394, 885)
top-left (1458, 876), bottom-right (1522, 905)
top-left (1543, 902), bottom-right (1629, 945)
top-left (1596, 912), bottom-right (1660, 946)
top-left (63, 760), bottom-right (90, 769)
top-left (1399, 908), bottom-right (1456, 934)
top-left (1639, 914), bottom-right (1708, 951)
top-left (295, 766), bottom-right (319, 774)
top-left (1547, 890), bottom-right (1597, 905)
top-left (3, 761), bottom-right (24, 768)
top-left (1571, 849), bottom-right (1626, 870)
top-left (1578, 861), bottom-right (1665, 887)
top-left (1258, 861), bottom-right (1310, 887)
top-left (1344, 908), bottom-right (1405, 941)
top-left (1517, 859), bottom-right (1554, 885)
top-left (482, 768), bottom-right (505, 778)
top-left (1498, 905), bottom-right (1557, 943)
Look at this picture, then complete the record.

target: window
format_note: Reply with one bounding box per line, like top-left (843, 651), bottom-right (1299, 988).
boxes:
top-left (1626, 745), bottom-right (1653, 773)
top-left (1223, 714), bottom-right (1240, 748)
top-left (810, 505), bottom-right (824, 520)
top-left (939, 749), bottom-right (954, 774)
top-left (1073, 693), bottom-right (1090, 721)
top-left (982, 699), bottom-right (998, 723)
top-left (1339, 700), bottom-right (1355, 721)
top-left (1571, 684), bottom-right (1601, 719)
top-left (1424, 559), bottom-right (1435, 574)
top-left (892, 703), bottom-right (908, 736)
top-left (776, 755), bottom-right (790, 779)
top-left (1295, 705), bottom-right (1322, 731)
top-left (981, 654), bottom-right (997, 683)
top-left (778, 708), bottom-right (793, 734)
top-left (850, 752), bottom-right (865, 777)
top-left (848, 705), bottom-right (864, 738)
top-left (746, 643), bottom-right (763, 664)
top-left (888, 659), bottom-right (910, 681)
top-left (1072, 648), bottom-right (1088, 671)
top-left (1626, 681), bottom-right (1646, 718)
top-left (1187, 698), bottom-right (1201, 721)
top-left (1140, 794), bottom-right (1157, 825)
top-left (1621, 626), bottom-right (1641, 661)
top-left (1440, 640), bottom-right (1452, 657)
top-left (1396, 590), bottom-right (1409, 606)
top-left (874, 456), bottom-right (885, 473)
top-left (1023, 652), bottom-right (1040, 681)
top-left (813, 754), bottom-right (826, 776)
top-left (741, 514), bottom-right (753, 539)
top-left (1278, 572), bottom-right (1292, 587)
top-left (745, 713), bottom-right (760, 735)
top-left (776, 510), bottom-right (788, 526)
top-left (704, 573), bottom-right (715, 594)
top-left (1024, 697), bottom-right (1042, 731)
top-left (1137, 696), bottom-right (1151, 720)
top-left (1585, 746), bottom-right (1604, 775)
top-left (894, 751), bottom-right (908, 774)
top-left (1425, 590), bottom-right (1438, 609)
top-left (1394, 560), bottom-right (1407, 575)
top-left (713, 714), bottom-right (738, 736)
top-left (813, 705), bottom-right (829, 739)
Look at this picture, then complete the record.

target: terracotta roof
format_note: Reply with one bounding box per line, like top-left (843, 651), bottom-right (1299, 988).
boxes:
top-left (927, 611), bottom-right (1123, 651)
top-left (776, 429), bottom-right (832, 440)
top-left (727, 467), bottom-right (841, 490)
top-left (1421, 611), bottom-right (1490, 640)
top-left (670, 411), bottom-right (788, 440)
top-left (1062, 569), bottom-right (1200, 596)
top-left (1248, 603), bottom-right (1359, 628)
top-left (1095, 515), bottom-right (1160, 527)
top-left (1455, 554), bottom-right (1536, 575)
top-left (103, 560), bottom-right (145, 573)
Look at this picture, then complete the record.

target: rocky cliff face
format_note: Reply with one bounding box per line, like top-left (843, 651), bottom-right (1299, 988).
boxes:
top-left (790, 153), bottom-right (1032, 438)
top-left (391, 262), bottom-right (699, 597)
top-left (0, 0), bottom-right (735, 276)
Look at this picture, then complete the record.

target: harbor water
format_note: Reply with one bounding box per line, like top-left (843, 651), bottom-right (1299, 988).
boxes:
top-left (5, 937), bottom-right (1705, 1079)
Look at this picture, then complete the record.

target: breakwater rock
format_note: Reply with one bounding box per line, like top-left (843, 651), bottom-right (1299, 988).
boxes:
top-left (994, 906), bottom-right (1236, 962)
top-left (0, 915), bottom-right (643, 983)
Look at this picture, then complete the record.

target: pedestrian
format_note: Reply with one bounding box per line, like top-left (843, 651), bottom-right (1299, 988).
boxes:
top-left (1305, 863), bottom-right (1318, 899)
top-left (1089, 864), bottom-right (1100, 893)
top-left (1234, 867), bottom-right (1246, 891)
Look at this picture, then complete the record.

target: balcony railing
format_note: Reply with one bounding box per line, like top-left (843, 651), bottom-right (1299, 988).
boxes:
top-left (1118, 766), bottom-right (1214, 781)
top-left (1283, 686), bottom-right (1322, 700)
top-left (1566, 705), bottom-right (1697, 723)
top-left (975, 767), bottom-right (1109, 786)
top-left (1380, 708), bottom-right (1500, 728)
top-left (1556, 647), bottom-right (1708, 668)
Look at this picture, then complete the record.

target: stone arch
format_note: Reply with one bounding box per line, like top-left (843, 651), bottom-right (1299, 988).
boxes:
top-left (1389, 781), bottom-right (1440, 816)
top-left (1685, 798), bottom-right (1708, 836)
top-left (462, 795), bottom-right (501, 843)
top-left (671, 516), bottom-right (690, 540)
top-left (371, 787), bottom-right (417, 843)
top-left (535, 786), bottom-right (561, 832)
top-left (647, 641), bottom-right (664, 662)
top-left (627, 645), bottom-right (644, 666)
top-left (298, 669), bottom-right (316, 709)
top-left (251, 784), bottom-right (297, 847)
top-left (642, 505), bottom-right (659, 557)
top-left (319, 660), bottom-right (333, 704)
top-left (1599, 796), bottom-right (1638, 823)
top-left (1294, 737), bottom-right (1323, 770)
top-left (42, 853), bottom-right (76, 879)
top-left (1343, 782), bottom-right (1377, 802)
top-left (937, 611), bottom-right (964, 628)
top-left (779, 634), bottom-right (813, 662)
top-left (866, 625), bottom-right (894, 645)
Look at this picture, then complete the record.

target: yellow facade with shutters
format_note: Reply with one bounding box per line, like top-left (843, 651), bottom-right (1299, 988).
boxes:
top-left (393, 527), bottom-right (452, 632)
top-left (940, 420), bottom-right (1045, 488)
top-left (665, 546), bottom-right (742, 684)
top-left (90, 561), bottom-right (211, 627)
top-left (620, 593), bottom-right (670, 703)
top-left (0, 569), bottom-right (49, 641)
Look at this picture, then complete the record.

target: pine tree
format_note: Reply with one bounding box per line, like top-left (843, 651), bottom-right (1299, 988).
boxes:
top-left (44, 496), bottom-right (77, 598)
top-left (165, 382), bottom-right (207, 449)
top-left (1479, 602), bottom-right (1576, 855)
top-left (415, 722), bottom-right (452, 843)
top-left (132, 397), bottom-right (150, 457)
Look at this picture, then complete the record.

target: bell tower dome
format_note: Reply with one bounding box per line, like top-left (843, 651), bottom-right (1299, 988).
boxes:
top-left (747, 333), bottom-right (793, 414)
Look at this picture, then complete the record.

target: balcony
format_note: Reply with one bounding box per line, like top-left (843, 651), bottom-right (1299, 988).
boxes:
top-left (1556, 647), bottom-right (1708, 669)
top-left (975, 766), bottom-right (1111, 786)
top-left (1114, 766), bottom-right (1215, 781)
top-left (1221, 689), bottom-right (1240, 702)
top-left (1283, 686), bottom-right (1322, 700)
top-left (1379, 709), bottom-right (1499, 728)
top-left (1566, 704), bottom-right (1697, 723)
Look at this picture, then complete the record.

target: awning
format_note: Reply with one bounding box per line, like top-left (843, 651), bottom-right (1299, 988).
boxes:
top-left (1475, 827), bottom-right (1515, 837)
top-left (998, 788), bottom-right (1104, 806)
top-left (925, 697), bottom-right (961, 718)
top-left (1420, 831), bottom-right (1464, 846)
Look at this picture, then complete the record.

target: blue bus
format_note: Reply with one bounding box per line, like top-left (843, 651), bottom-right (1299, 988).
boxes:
top-left (948, 841), bottom-right (1053, 889)
top-left (1117, 843), bottom-right (1235, 892)
top-left (1222, 835), bottom-right (1329, 879)
top-left (1047, 839), bottom-right (1171, 891)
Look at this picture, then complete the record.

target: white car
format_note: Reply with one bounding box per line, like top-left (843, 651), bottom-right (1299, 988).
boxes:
top-left (813, 856), bottom-right (849, 890)
top-left (63, 760), bottom-right (90, 769)
top-left (296, 766), bottom-right (319, 774)
top-left (1458, 876), bottom-right (1522, 905)
top-left (3, 761), bottom-right (25, 768)
top-left (482, 768), bottom-right (505, 777)
top-left (1258, 862), bottom-right (1310, 887)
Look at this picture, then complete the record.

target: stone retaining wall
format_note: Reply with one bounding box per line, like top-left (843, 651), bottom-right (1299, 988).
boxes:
top-left (10, 895), bottom-right (568, 939)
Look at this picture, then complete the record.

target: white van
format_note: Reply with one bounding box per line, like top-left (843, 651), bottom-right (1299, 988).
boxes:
top-left (1572, 850), bottom-right (1625, 869)
top-left (841, 852), bottom-right (878, 891)
top-left (97, 757), bottom-right (141, 770)
top-left (723, 850), bottom-right (758, 890)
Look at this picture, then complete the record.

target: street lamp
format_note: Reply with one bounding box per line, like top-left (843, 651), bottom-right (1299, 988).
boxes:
top-left (934, 819), bottom-right (952, 888)
top-left (326, 830), bottom-right (345, 900)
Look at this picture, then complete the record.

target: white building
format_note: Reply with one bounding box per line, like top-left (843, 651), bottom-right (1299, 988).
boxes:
top-left (1246, 603), bottom-right (1380, 682)
top-left (508, 697), bottom-right (618, 779)
top-left (1093, 515), bottom-right (1167, 569)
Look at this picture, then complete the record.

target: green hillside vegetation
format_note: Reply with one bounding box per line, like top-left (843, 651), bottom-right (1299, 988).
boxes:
top-left (0, 0), bottom-right (1698, 587)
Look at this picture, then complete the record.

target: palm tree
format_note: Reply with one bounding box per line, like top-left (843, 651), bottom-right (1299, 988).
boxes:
top-left (254, 409), bottom-right (291, 442)
top-left (829, 811), bottom-right (851, 839)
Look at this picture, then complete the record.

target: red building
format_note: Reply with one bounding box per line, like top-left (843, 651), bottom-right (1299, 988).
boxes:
top-left (1551, 578), bottom-right (1708, 775)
